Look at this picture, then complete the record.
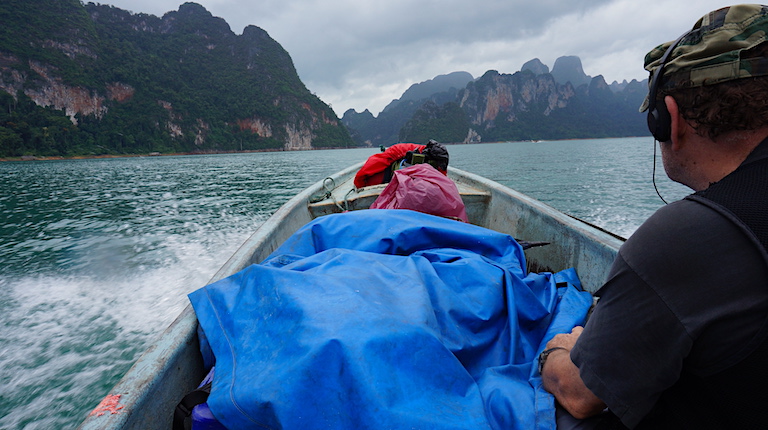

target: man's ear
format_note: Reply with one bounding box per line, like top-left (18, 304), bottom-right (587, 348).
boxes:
top-left (664, 95), bottom-right (686, 150)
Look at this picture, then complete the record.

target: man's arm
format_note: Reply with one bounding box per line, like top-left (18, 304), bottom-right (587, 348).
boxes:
top-left (541, 326), bottom-right (606, 419)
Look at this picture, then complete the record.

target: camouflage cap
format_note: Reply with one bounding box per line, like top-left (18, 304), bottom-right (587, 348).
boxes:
top-left (640, 4), bottom-right (768, 112)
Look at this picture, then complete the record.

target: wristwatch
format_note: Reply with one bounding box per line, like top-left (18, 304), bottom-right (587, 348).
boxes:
top-left (538, 347), bottom-right (568, 374)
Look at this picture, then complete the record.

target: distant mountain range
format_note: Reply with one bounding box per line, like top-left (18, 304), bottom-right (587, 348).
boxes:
top-left (0, 1), bottom-right (649, 158)
top-left (342, 56), bottom-right (648, 146)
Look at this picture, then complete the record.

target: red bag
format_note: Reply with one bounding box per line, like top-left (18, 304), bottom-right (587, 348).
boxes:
top-left (370, 164), bottom-right (468, 222)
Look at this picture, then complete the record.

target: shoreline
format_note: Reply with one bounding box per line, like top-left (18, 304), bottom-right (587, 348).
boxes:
top-left (0, 137), bottom-right (651, 162)
top-left (0, 146), bottom-right (359, 162)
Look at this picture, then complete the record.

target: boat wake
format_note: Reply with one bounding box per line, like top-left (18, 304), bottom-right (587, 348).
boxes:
top-left (0, 229), bottom-right (251, 429)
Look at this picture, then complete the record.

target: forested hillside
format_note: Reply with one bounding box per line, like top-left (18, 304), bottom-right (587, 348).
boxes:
top-left (0, 0), bottom-right (354, 158)
top-left (1, 1), bottom-right (652, 158)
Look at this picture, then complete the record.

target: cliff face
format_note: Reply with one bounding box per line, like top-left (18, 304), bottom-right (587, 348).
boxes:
top-left (521, 58), bottom-right (549, 76)
top-left (550, 56), bottom-right (591, 87)
top-left (0, 0), bottom-right (102, 120)
top-left (0, 0), bottom-right (353, 156)
top-left (0, 55), bottom-right (136, 123)
top-left (460, 70), bottom-right (576, 128)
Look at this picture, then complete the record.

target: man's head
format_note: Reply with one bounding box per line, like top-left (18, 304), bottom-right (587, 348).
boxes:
top-left (422, 139), bottom-right (449, 172)
top-left (641, 4), bottom-right (768, 141)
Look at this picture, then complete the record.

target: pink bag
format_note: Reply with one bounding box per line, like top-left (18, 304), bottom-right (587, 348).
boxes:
top-left (370, 164), bottom-right (468, 222)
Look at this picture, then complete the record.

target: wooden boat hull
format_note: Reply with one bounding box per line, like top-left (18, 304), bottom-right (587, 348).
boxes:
top-left (78, 163), bottom-right (624, 429)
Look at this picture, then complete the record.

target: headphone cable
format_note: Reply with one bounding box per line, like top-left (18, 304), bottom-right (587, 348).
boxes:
top-left (652, 139), bottom-right (669, 205)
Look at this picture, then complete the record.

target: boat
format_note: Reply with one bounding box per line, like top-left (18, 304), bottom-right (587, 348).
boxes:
top-left (78, 162), bottom-right (625, 430)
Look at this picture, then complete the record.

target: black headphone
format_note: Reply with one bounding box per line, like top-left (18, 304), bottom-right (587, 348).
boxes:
top-left (647, 32), bottom-right (689, 142)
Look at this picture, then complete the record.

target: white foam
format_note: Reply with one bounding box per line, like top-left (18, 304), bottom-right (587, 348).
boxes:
top-left (0, 227), bottom-right (252, 429)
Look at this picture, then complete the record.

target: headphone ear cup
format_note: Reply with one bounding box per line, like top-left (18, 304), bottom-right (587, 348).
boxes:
top-left (645, 31), bottom-right (688, 142)
top-left (648, 99), bottom-right (672, 142)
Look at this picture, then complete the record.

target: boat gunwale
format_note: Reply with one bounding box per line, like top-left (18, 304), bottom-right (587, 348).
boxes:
top-left (77, 164), bottom-right (363, 430)
top-left (78, 163), bottom-right (624, 430)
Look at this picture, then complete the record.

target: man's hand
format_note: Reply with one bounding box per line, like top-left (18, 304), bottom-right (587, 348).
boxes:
top-left (541, 326), bottom-right (606, 419)
top-left (547, 326), bottom-right (584, 350)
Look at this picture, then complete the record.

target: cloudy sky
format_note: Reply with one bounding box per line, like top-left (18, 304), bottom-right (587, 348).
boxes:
top-left (100, 0), bottom-right (730, 117)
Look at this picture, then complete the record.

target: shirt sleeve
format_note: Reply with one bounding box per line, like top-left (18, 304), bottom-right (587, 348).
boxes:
top-left (570, 200), bottom-right (711, 428)
top-left (571, 252), bottom-right (692, 428)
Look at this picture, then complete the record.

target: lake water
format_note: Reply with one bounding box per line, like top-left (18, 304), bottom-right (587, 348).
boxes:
top-left (0, 137), bottom-right (689, 429)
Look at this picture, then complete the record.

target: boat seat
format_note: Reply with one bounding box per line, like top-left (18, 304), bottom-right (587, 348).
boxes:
top-left (308, 182), bottom-right (490, 221)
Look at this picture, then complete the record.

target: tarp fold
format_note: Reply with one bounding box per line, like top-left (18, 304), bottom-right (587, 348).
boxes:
top-left (189, 209), bottom-right (592, 430)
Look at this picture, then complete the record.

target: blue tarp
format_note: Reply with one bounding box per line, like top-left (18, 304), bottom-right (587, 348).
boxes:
top-left (189, 209), bottom-right (593, 430)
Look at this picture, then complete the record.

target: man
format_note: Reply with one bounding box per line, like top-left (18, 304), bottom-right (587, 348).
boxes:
top-left (540, 4), bottom-right (768, 429)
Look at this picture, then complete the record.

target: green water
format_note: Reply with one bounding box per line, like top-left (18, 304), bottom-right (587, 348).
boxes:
top-left (0, 138), bottom-right (688, 429)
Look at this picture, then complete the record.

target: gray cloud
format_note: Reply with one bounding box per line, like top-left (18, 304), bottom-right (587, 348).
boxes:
top-left (102, 0), bottom-right (729, 116)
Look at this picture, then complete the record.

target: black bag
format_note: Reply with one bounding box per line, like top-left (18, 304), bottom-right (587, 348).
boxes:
top-left (172, 380), bottom-right (212, 430)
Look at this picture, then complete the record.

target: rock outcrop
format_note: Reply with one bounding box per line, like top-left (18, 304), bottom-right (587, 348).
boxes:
top-left (460, 70), bottom-right (576, 127)
top-left (550, 56), bottom-right (591, 87)
top-left (521, 58), bottom-right (549, 76)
